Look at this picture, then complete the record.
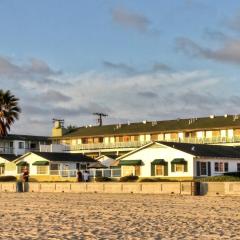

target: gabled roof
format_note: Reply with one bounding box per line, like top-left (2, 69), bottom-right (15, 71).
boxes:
top-left (15, 152), bottom-right (97, 163)
top-left (117, 141), bottom-right (240, 160)
top-left (0, 154), bottom-right (20, 161)
top-left (58, 115), bottom-right (240, 138)
top-left (157, 141), bottom-right (240, 158)
top-left (33, 152), bottom-right (96, 162)
top-left (0, 134), bottom-right (50, 141)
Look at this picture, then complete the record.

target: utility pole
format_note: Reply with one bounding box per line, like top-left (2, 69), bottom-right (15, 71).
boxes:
top-left (93, 113), bottom-right (108, 126)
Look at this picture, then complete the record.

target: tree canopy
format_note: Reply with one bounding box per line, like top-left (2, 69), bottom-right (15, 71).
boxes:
top-left (0, 90), bottom-right (21, 137)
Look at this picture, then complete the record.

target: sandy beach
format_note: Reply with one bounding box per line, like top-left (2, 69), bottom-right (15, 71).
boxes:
top-left (0, 193), bottom-right (239, 239)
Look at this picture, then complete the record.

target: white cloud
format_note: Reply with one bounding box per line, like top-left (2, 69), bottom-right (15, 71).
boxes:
top-left (0, 56), bottom-right (239, 135)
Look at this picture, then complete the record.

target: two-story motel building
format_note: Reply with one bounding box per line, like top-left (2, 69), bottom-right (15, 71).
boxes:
top-left (50, 114), bottom-right (240, 158)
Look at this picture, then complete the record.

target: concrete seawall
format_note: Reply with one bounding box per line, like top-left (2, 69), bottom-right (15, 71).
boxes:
top-left (1, 182), bottom-right (240, 195)
top-left (0, 182), bottom-right (194, 195)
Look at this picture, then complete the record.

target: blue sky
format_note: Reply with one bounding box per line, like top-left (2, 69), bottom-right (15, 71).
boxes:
top-left (1, 0), bottom-right (240, 135)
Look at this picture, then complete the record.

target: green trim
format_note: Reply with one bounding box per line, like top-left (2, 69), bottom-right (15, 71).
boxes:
top-left (32, 161), bottom-right (49, 166)
top-left (16, 161), bottom-right (29, 166)
top-left (171, 158), bottom-right (187, 164)
top-left (119, 160), bottom-right (142, 166)
top-left (151, 159), bottom-right (166, 165)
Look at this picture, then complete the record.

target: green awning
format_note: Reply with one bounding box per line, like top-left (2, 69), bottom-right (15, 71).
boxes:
top-left (32, 161), bottom-right (49, 166)
top-left (119, 160), bottom-right (142, 166)
top-left (171, 158), bottom-right (187, 164)
top-left (151, 159), bottom-right (166, 165)
top-left (16, 161), bottom-right (29, 166)
top-left (0, 163), bottom-right (5, 167)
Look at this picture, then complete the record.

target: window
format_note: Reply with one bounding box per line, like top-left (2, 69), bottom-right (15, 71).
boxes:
top-left (37, 166), bottom-right (48, 174)
top-left (151, 134), bottom-right (159, 141)
top-left (237, 163), bottom-right (240, 172)
top-left (50, 163), bottom-right (60, 175)
top-left (30, 143), bottom-right (37, 149)
top-left (215, 162), bottom-right (228, 172)
top-left (10, 142), bottom-right (13, 148)
top-left (122, 166), bottom-right (140, 176)
top-left (200, 162), bottom-right (207, 175)
top-left (122, 166), bottom-right (134, 176)
top-left (155, 165), bottom-right (164, 176)
top-left (18, 142), bottom-right (24, 149)
top-left (175, 164), bottom-right (184, 172)
top-left (0, 166), bottom-right (4, 175)
top-left (17, 166), bottom-right (29, 174)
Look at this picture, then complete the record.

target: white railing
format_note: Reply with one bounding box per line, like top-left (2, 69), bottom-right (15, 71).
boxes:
top-left (0, 147), bottom-right (14, 154)
top-left (49, 168), bottom-right (121, 178)
top-left (39, 136), bottom-right (240, 153)
top-left (66, 141), bottom-right (151, 151)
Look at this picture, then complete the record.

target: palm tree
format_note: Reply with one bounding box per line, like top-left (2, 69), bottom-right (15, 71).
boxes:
top-left (0, 90), bottom-right (21, 137)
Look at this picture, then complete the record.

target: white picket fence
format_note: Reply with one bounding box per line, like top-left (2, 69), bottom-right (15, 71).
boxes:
top-left (50, 168), bottom-right (121, 178)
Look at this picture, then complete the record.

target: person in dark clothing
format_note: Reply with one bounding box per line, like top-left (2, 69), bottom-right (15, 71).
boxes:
top-left (77, 170), bottom-right (82, 182)
top-left (22, 167), bottom-right (29, 192)
top-left (23, 167), bottom-right (29, 182)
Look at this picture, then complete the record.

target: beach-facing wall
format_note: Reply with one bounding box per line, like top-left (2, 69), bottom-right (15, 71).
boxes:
top-left (0, 182), bottom-right (194, 195)
top-left (1, 182), bottom-right (240, 195)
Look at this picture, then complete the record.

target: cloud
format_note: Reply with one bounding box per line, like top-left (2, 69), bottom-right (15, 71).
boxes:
top-left (203, 29), bottom-right (228, 41)
top-left (38, 90), bottom-right (72, 102)
top-left (112, 6), bottom-right (153, 33)
top-left (103, 61), bottom-right (136, 74)
top-left (228, 11), bottom-right (240, 31)
top-left (2, 55), bottom-right (240, 135)
top-left (152, 63), bottom-right (173, 72)
top-left (176, 37), bottom-right (240, 65)
top-left (137, 91), bottom-right (158, 98)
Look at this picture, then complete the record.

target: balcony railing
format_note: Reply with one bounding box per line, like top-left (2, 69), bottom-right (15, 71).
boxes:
top-left (66, 141), bottom-right (151, 151)
top-left (0, 147), bottom-right (40, 155)
top-left (61, 136), bottom-right (240, 151)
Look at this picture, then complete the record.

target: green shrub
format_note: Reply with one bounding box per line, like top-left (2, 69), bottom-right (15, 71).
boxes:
top-left (139, 178), bottom-right (176, 182)
top-left (119, 175), bottom-right (139, 182)
top-left (0, 176), bottom-right (17, 182)
top-left (224, 172), bottom-right (240, 177)
top-left (195, 175), bottom-right (240, 182)
top-left (95, 177), bottom-right (113, 182)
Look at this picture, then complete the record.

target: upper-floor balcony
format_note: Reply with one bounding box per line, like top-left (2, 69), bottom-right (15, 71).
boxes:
top-left (0, 147), bottom-right (40, 155)
top-left (63, 136), bottom-right (240, 151)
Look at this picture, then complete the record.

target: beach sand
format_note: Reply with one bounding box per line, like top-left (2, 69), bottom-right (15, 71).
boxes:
top-left (0, 193), bottom-right (239, 239)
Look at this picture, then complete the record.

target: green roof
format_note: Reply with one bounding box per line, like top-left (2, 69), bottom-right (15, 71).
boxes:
top-left (32, 161), bottom-right (49, 166)
top-left (171, 158), bottom-right (187, 164)
top-left (119, 160), bottom-right (142, 166)
top-left (58, 115), bottom-right (240, 139)
top-left (151, 159), bottom-right (166, 165)
top-left (16, 161), bottom-right (29, 166)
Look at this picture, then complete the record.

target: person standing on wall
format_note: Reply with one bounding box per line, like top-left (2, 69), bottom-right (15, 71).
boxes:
top-left (83, 171), bottom-right (89, 182)
top-left (23, 167), bottom-right (29, 192)
top-left (77, 170), bottom-right (82, 182)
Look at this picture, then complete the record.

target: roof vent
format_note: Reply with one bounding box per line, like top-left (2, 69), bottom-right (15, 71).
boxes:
top-left (210, 115), bottom-right (215, 119)
top-left (224, 114), bottom-right (228, 118)
top-left (116, 123), bottom-right (121, 129)
top-left (127, 121), bottom-right (130, 125)
top-left (143, 120), bottom-right (147, 124)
